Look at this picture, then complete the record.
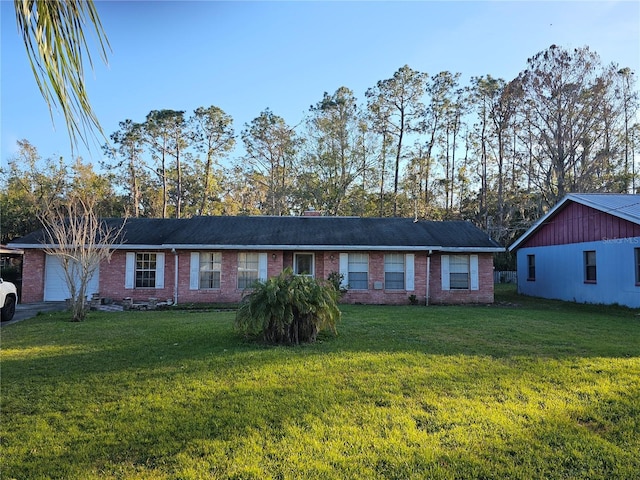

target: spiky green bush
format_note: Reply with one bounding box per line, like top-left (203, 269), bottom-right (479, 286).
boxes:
top-left (235, 268), bottom-right (340, 344)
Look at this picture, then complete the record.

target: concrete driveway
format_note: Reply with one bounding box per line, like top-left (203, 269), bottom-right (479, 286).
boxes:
top-left (1, 302), bottom-right (67, 326)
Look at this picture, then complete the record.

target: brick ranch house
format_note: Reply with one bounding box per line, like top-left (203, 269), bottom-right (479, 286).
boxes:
top-left (10, 215), bottom-right (503, 305)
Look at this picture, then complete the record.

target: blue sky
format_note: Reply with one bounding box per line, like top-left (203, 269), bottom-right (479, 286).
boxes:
top-left (1, 0), bottom-right (639, 164)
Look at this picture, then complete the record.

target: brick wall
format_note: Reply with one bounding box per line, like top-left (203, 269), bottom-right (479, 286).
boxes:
top-left (21, 248), bottom-right (495, 305)
top-left (21, 250), bottom-right (46, 303)
top-left (175, 250), bottom-right (285, 304)
top-left (336, 252), bottom-right (428, 305)
top-left (428, 253), bottom-right (494, 304)
top-left (99, 250), bottom-right (175, 303)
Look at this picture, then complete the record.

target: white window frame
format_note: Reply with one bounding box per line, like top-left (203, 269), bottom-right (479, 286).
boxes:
top-left (237, 252), bottom-right (267, 289)
top-left (347, 253), bottom-right (369, 290)
top-left (384, 253), bottom-right (405, 290)
top-left (441, 254), bottom-right (478, 291)
top-left (125, 252), bottom-right (164, 289)
top-left (527, 254), bottom-right (536, 281)
top-left (584, 250), bottom-right (597, 283)
top-left (294, 252), bottom-right (315, 277)
top-left (449, 255), bottom-right (470, 290)
top-left (190, 252), bottom-right (221, 290)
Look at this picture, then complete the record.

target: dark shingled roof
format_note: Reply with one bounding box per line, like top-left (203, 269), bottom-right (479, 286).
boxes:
top-left (10, 216), bottom-right (503, 252)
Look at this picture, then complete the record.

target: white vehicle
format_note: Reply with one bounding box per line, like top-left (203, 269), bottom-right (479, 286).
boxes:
top-left (0, 278), bottom-right (18, 322)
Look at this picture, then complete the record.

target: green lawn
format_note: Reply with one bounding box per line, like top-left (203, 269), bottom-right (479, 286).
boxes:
top-left (2, 286), bottom-right (639, 479)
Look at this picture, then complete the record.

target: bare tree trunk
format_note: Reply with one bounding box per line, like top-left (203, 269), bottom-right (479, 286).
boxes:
top-left (200, 151), bottom-right (213, 214)
top-left (379, 131), bottom-right (387, 217)
top-left (393, 113), bottom-right (405, 216)
top-left (128, 151), bottom-right (140, 217)
top-left (161, 149), bottom-right (168, 219)
top-left (175, 143), bottom-right (182, 218)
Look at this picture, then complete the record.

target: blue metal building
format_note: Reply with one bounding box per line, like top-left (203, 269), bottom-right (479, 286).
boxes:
top-left (509, 194), bottom-right (640, 308)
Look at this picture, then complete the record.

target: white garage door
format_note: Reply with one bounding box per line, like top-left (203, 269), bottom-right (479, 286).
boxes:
top-left (44, 255), bottom-right (100, 301)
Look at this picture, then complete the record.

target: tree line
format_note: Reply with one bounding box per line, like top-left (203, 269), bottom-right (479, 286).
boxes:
top-left (2, 45), bottom-right (638, 256)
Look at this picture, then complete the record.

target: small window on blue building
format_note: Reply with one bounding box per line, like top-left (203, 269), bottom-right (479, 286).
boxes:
top-left (527, 254), bottom-right (535, 281)
top-left (635, 248), bottom-right (640, 285)
top-left (584, 250), bottom-right (597, 283)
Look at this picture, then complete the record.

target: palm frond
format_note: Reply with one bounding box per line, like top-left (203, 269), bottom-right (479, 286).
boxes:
top-left (15, 0), bottom-right (110, 150)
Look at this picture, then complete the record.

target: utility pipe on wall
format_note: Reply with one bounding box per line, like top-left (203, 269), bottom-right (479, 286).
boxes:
top-left (172, 248), bottom-right (178, 305)
top-left (426, 250), bottom-right (431, 306)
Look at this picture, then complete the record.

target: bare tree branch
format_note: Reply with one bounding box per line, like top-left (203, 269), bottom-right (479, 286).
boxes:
top-left (38, 195), bottom-right (125, 321)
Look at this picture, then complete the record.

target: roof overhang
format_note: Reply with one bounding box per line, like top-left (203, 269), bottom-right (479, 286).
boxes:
top-left (509, 193), bottom-right (640, 251)
top-left (11, 243), bottom-right (504, 253)
top-left (439, 246), bottom-right (505, 253)
top-left (0, 246), bottom-right (24, 255)
top-left (160, 244), bottom-right (442, 251)
top-left (9, 244), bottom-right (113, 250)
top-left (508, 199), bottom-right (569, 252)
top-left (119, 244), bottom-right (504, 253)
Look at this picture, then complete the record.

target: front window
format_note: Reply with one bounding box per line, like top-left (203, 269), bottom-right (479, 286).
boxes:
top-left (527, 254), bottom-right (536, 281)
top-left (636, 248), bottom-right (640, 285)
top-left (199, 252), bottom-right (221, 289)
top-left (348, 253), bottom-right (368, 290)
top-left (584, 250), bottom-right (597, 283)
top-left (238, 252), bottom-right (259, 289)
top-left (384, 253), bottom-right (405, 290)
top-left (449, 255), bottom-right (470, 290)
top-left (294, 253), bottom-right (314, 277)
top-left (136, 253), bottom-right (157, 288)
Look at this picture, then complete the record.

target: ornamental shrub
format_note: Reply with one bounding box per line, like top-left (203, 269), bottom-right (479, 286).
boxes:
top-left (234, 268), bottom-right (341, 345)
top-left (327, 271), bottom-right (348, 298)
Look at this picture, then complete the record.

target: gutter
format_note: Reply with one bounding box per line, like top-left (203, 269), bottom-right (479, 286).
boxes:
top-left (438, 246), bottom-right (505, 253)
top-left (172, 248), bottom-right (178, 305)
top-left (159, 244), bottom-right (447, 252)
top-left (426, 250), bottom-right (431, 306)
top-left (10, 243), bottom-right (505, 254)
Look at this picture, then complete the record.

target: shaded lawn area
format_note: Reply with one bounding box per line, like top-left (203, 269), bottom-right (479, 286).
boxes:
top-left (1, 286), bottom-right (639, 479)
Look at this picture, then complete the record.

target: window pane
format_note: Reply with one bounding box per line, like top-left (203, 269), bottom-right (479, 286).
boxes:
top-left (348, 253), bottom-right (368, 272)
top-left (200, 271), bottom-right (221, 289)
top-left (199, 252), bottom-right (221, 289)
top-left (384, 254), bottom-right (404, 272)
top-left (238, 272), bottom-right (258, 289)
top-left (348, 272), bottom-right (368, 290)
top-left (448, 255), bottom-right (469, 289)
top-left (295, 254), bottom-right (313, 276)
top-left (135, 253), bottom-right (157, 288)
top-left (384, 254), bottom-right (404, 289)
top-left (200, 252), bottom-right (221, 270)
top-left (527, 254), bottom-right (536, 280)
top-left (636, 248), bottom-right (640, 284)
top-left (238, 252), bottom-right (259, 271)
top-left (136, 270), bottom-right (156, 288)
top-left (348, 253), bottom-right (368, 289)
top-left (238, 253), bottom-right (259, 289)
top-left (449, 255), bottom-right (469, 273)
top-left (585, 251), bottom-right (596, 282)
top-left (385, 272), bottom-right (404, 290)
top-left (450, 272), bottom-right (469, 289)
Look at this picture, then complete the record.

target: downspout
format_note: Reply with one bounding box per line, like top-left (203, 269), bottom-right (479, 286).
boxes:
top-left (172, 248), bottom-right (178, 305)
top-left (426, 250), bottom-right (431, 306)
